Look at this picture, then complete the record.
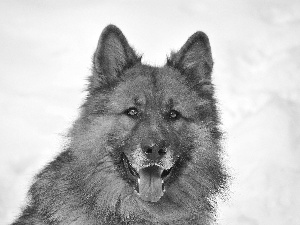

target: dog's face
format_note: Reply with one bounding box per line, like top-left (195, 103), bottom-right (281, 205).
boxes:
top-left (107, 65), bottom-right (213, 203)
top-left (70, 25), bottom-right (227, 223)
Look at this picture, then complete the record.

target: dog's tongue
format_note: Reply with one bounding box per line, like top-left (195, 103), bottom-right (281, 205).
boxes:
top-left (138, 166), bottom-right (164, 202)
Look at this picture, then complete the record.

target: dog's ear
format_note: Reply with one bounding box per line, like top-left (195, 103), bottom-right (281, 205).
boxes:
top-left (167, 31), bottom-right (213, 85)
top-left (91, 25), bottom-right (140, 90)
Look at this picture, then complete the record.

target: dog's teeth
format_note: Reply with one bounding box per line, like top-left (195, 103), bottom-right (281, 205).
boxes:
top-left (138, 178), bottom-right (140, 185)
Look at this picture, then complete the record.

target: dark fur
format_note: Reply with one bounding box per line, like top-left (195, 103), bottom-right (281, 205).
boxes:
top-left (12, 25), bottom-right (228, 225)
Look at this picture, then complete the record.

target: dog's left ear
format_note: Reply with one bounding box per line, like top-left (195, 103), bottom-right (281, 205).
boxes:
top-left (91, 25), bottom-right (140, 90)
top-left (167, 31), bottom-right (213, 83)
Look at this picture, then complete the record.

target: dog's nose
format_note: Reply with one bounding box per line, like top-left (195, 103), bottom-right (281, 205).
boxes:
top-left (142, 140), bottom-right (169, 161)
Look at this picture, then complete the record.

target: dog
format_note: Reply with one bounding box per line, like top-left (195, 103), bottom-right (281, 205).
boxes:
top-left (12, 25), bottom-right (228, 225)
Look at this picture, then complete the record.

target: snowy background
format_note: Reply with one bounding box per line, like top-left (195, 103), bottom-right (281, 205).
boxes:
top-left (1, 0), bottom-right (300, 224)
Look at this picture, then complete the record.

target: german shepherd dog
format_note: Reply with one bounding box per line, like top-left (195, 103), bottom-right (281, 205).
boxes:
top-left (12, 25), bottom-right (227, 225)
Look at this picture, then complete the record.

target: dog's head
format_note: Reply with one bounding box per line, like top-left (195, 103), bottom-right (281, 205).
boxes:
top-left (70, 25), bottom-right (227, 223)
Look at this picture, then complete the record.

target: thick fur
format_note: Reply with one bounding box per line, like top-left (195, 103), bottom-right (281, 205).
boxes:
top-left (12, 25), bottom-right (228, 225)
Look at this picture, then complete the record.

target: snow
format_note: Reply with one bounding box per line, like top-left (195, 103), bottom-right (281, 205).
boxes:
top-left (0, 0), bottom-right (299, 224)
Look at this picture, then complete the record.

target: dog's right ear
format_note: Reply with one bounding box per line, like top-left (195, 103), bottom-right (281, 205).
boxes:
top-left (91, 25), bottom-right (140, 90)
top-left (166, 31), bottom-right (213, 86)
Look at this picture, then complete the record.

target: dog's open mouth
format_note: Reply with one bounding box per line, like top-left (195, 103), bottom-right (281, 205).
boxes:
top-left (122, 153), bottom-right (173, 202)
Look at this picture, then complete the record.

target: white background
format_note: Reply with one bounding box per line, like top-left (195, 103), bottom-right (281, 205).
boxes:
top-left (0, 0), bottom-right (299, 224)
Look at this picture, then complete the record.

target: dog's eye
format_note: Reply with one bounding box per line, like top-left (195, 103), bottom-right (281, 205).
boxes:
top-left (168, 110), bottom-right (181, 120)
top-left (125, 107), bottom-right (139, 118)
